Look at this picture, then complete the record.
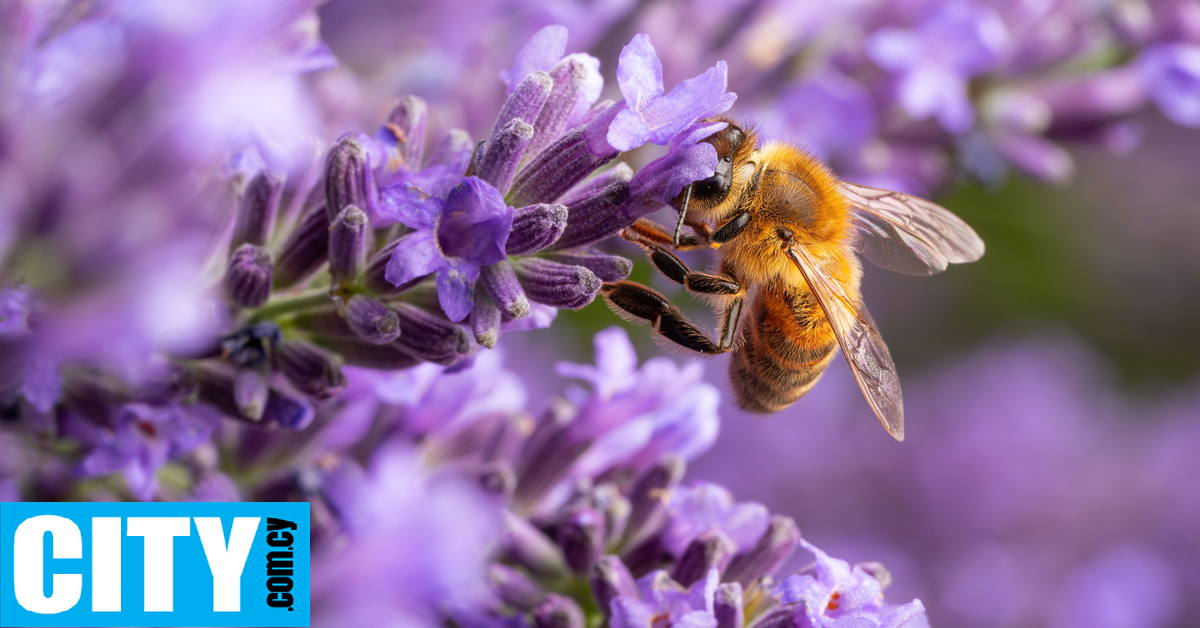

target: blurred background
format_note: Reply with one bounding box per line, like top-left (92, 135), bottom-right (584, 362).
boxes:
top-left (312, 1), bottom-right (1200, 626)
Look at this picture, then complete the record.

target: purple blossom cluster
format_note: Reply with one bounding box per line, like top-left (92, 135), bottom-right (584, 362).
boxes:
top-left (322, 0), bottom-right (1200, 195)
top-left (291, 329), bottom-right (927, 628)
top-left (0, 17), bottom-right (739, 499)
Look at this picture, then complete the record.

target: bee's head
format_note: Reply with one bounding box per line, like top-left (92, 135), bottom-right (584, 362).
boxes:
top-left (671, 118), bottom-right (756, 214)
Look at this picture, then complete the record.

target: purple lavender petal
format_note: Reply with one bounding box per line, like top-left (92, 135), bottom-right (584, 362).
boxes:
top-left (501, 25), bottom-right (568, 91)
top-left (436, 261), bottom-right (482, 322)
top-left (609, 34), bottom-right (735, 150)
top-left (385, 230), bottom-right (444, 287)
top-left (382, 183), bottom-right (443, 230)
top-left (437, 177), bottom-right (513, 264)
top-left (611, 597), bottom-right (656, 628)
top-left (614, 34), bottom-right (666, 120)
top-left (629, 141), bottom-right (719, 205)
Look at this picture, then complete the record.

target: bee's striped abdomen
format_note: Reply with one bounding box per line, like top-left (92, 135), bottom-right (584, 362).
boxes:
top-left (730, 285), bottom-right (838, 413)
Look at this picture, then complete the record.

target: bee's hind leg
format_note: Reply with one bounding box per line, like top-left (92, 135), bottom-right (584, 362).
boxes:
top-left (600, 281), bottom-right (744, 354)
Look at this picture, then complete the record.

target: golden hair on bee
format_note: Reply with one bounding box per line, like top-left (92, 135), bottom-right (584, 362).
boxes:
top-left (602, 117), bottom-right (985, 441)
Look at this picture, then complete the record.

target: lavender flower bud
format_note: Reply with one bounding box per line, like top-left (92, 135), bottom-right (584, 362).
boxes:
top-left (671, 529), bottom-right (736, 587)
top-left (512, 258), bottom-right (601, 309)
top-left (231, 171), bottom-right (283, 249)
top-left (623, 454), bottom-right (686, 547)
top-left (478, 119), bottom-right (534, 195)
top-left (225, 244), bottom-right (272, 308)
top-left (480, 261), bottom-right (531, 319)
top-left (193, 363), bottom-right (312, 428)
top-left (533, 595), bottom-right (585, 628)
top-left (590, 556), bottom-right (638, 621)
top-left (274, 205), bottom-right (330, 289)
top-left (621, 533), bottom-right (673, 577)
top-left (392, 303), bottom-right (471, 366)
top-left (543, 252), bottom-right (632, 281)
top-left (61, 371), bottom-right (128, 428)
top-left (364, 239), bottom-right (413, 296)
top-left (593, 484), bottom-right (631, 543)
top-left (514, 403), bottom-right (585, 508)
top-left (470, 290), bottom-right (501, 349)
top-left (329, 205), bottom-right (369, 282)
top-left (489, 563), bottom-right (546, 610)
top-left (558, 507), bottom-right (606, 576)
top-left (560, 162), bottom-right (633, 206)
top-left (550, 180), bottom-right (632, 250)
top-left (504, 512), bottom-right (569, 578)
top-left (475, 461), bottom-right (516, 502)
top-left (276, 339), bottom-right (347, 401)
top-left (233, 368), bottom-right (269, 421)
top-left (383, 95), bottom-right (428, 168)
top-left (723, 514), bottom-right (801, 587)
top-left (509, 126), bottom-right (617, 206)
top-left (493, 71), bottom-right (553, 140)
top-left (311, 337), bottom-right (421, 370)
top-left (506, 203), bottom-right (568, 255)
top-left (529, 59), bottom-right (589, 157)
top-left (345, 295), bottom-right (400, 344)
top-left (325, 134), bottom-right (371, 220)
top-left (715, 583), bottom-right (744, 628)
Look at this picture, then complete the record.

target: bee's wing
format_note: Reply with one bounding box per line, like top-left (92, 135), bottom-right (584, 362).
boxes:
top-left (785, 243), bottom-right (904, 440)
top-left (840, 181), bottom-right (985, 276)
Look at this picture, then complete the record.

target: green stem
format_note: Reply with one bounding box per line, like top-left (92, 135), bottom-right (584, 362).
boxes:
top-left (251, 288), bottom-right (333, 321)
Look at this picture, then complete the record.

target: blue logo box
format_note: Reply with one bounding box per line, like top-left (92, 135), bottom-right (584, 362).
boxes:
top-left (0, 502), bottom-right (309, 627)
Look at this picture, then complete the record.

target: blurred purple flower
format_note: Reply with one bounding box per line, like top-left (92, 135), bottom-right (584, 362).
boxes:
top-left (867, 3), bottom-right (1010, 133)
top-left (611, 569), bottom-right (719, 628)
top-left (79, 403), bottom-right (221, 501)
top-left (778, 71), bottom-right (877, 160)
top-left (1139, 44), bottom-right (1200, 127)
top-left (313, 445), bottom-right (500, 628)
top-left (557, 328), bottom-right (720, 481)
top-left (385, 177), bottom-right (514, 321)
top-left (775, 540), bottom-right (928, 628)
top-left (662, 483), bottom-right (768, 556)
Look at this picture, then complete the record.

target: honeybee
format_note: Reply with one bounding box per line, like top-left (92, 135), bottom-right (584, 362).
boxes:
top-left (601, 118), bottom-right (984, 440)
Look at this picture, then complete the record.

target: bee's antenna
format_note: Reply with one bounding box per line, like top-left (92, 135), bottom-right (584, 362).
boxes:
top-left (673, 183), bottom-right (693, 247)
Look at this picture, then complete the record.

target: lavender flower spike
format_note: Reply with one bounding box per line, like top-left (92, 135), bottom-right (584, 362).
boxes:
top-left (607, 34), bottom-right (737, 151)
top-left (225, 244), bottom-right (273, 308)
